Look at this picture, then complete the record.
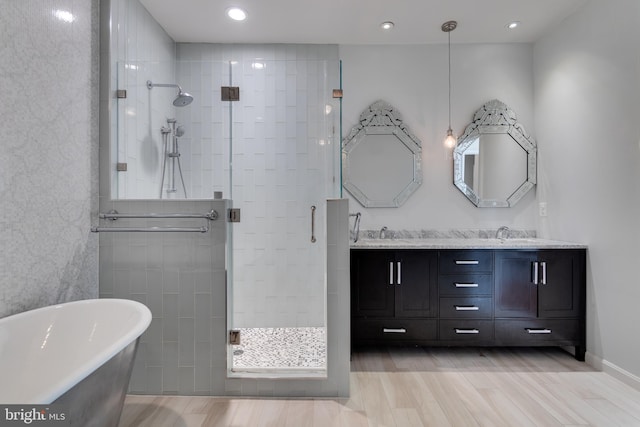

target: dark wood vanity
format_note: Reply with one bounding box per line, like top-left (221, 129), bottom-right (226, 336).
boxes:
top-left (351, 245), bottom-right (586, 360)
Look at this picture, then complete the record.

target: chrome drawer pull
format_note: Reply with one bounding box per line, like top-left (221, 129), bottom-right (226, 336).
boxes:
top-left (526, 328), bottom-right (552, 334)
top-left (383, 328), bottom-right (406, 334)
top-left (455, 305), bottom-right (480, 311)
top-left (455, 260), bottom-right (479, 265)
top-left (455, 328), bottom-right (480, 334)
top-left (455, 283), bottom-right (479, 288)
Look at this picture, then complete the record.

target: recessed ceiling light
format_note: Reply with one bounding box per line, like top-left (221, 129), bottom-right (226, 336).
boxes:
top-left (226, 7), bottom-right (247, 21)
top-left (381, 21), bottom-right (394, 31)
top-left (507, 21), bottom-right (521, 30)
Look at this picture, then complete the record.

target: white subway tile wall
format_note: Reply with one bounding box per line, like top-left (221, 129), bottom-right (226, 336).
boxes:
top-left (111, 0), bottom-right (176, 199)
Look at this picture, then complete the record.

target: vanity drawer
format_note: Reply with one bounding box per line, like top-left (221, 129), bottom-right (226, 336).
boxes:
top-left (352, 318), bottom-right (437, 343)
top-left (495, 319), bottom-right (580, 344)
top-left (439, 320), bottom-right (494, 341)
top-left (439, 297), bottom-right (493, 319)
top-left (439, 250), bottom-right (493, 274)
top-left (438, 274), bottom-right (493, 296)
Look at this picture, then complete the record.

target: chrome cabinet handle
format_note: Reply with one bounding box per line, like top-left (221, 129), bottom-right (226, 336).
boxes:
top-left (310, 206), bottom-right (316, 243)
top-left (397, 261), bottom-right (402, 285)
top-left (383, 328), bottom-right (406, 334)
top-left (455, 283), bottom-right (479, 288)
top-left (526, 328), bottom-right (552, 334)
top-left (533, 261), bottom-right (539, 284)
top-left (455, 328), bottom-right (480, 334)
top-left (541, 261), bottom-right (547, 285)
top-left (455, 260), bottom-right (479, 265)
top-left (455, 305), bottom-right (480, 311)
top-left (389, 262), bottom-right (394, 285)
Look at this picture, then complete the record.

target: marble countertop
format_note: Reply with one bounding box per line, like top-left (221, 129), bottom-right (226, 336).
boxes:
top-left (351, 238), bottom-right (587, 250)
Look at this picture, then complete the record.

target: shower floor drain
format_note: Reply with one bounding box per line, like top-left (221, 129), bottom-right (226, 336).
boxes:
top-left (233, 349), bottom-right (244, 356)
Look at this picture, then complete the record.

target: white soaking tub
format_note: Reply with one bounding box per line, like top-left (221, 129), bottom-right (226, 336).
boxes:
top-left (0, 298), bottom-right (151, 426)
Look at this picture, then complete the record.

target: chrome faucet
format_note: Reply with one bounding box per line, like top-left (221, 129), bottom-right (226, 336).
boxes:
top-left (496, 226), bottom-right (510, 240)
top-left (379, 226), bottom-right (388, 239)
top-left (349, 212), bottom-right (361, 243)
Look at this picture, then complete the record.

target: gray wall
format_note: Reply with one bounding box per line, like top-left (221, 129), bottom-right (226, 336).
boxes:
top-left (534, 0), bottom-right (640, 381)
top-left (0, 0), bottom-right (100, 317)
top-left (339, 43), bottom-right (537, 231)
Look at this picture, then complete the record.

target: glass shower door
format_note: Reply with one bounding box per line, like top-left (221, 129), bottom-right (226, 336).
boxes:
top-left (226, 59), bottom-right (341, 376)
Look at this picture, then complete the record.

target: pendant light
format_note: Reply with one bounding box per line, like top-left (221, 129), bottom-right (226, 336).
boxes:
top-left (442, 20), bottom-right (457, 149)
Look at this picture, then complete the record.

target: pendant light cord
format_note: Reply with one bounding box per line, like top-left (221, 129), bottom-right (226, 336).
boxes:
top-left (448, 30), bottom-right (452, 130)
top-left (441, 20), bottom-right (457, 137)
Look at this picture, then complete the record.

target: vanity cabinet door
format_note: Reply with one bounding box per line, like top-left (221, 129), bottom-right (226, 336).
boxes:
top-left (495, 250), bottom-right (585, 319)
top-left (351, 250), bottom-right (395, 317)
top-left (350, 250), bottom-right (436, 318)
top-left (394, 250), bottom-right (437, 318)
top-left (494, 251), bottom-right (538, 318)
top-left (537, 250), bottom-right (584, 319)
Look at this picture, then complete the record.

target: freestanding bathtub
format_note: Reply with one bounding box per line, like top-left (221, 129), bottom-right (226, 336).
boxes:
top-left (0, 298), bottom-right (151, 427)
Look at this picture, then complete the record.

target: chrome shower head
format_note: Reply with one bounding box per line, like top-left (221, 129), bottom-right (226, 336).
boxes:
top-left (173, 90), bottom-right (193, 107)
top-left (147, 80), bottom-right (193, 107)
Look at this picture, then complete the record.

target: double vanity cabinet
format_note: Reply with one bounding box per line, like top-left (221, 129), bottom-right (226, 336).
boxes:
top-left (350, 240), bottom-right (586, 360)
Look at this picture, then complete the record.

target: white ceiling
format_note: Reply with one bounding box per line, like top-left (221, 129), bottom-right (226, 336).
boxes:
top-left (139, 0), bottom-right (588, 45)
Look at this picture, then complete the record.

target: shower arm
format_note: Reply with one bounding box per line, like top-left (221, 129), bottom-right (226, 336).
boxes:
top-left (146, 80), bottom-right (184, 92)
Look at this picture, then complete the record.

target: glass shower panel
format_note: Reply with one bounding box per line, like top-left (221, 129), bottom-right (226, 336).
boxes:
top-left (114, 60), bottom-right (231, 200)
top-left (227, 59), bottom-right (341, 375)
top-left (115, 60), bottom-right (179, 199)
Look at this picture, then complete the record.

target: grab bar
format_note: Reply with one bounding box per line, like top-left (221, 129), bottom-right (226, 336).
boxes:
top-left (91, 209), bottom-right (218, 233)
top-left (91, 226), bottom-right (209, 233)
top-left (310, 205), bottom-right (317, 243)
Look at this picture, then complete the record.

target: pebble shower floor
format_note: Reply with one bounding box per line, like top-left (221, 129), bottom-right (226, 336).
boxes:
top-left (231, 327), bottom-right (326, 371)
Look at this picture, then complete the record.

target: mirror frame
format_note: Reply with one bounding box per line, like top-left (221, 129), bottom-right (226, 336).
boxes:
top-left (342, 100), bottom-right (422, 207)
top-left (453, 99), bottom-right (537, 207)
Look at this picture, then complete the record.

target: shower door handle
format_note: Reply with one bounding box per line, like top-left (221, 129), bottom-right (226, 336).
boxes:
top-left (310, 205), bottom-right (317, 243)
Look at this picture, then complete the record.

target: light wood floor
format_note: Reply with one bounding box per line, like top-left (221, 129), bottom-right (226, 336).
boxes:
top-left (118, 347), bottom-right (640, 426)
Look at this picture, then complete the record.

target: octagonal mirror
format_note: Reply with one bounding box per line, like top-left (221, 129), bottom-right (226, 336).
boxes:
top-left (342, 101), bottom-right (422, 207)
top-left (453, 99), bottom-right (536, 207)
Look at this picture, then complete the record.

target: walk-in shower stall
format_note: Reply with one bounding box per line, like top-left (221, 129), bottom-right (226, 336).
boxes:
top-left (111, 46), bottom-right (342, 379)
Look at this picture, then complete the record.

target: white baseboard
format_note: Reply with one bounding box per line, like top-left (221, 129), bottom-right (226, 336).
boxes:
top-left (586, 351), bottom-right (640, 392)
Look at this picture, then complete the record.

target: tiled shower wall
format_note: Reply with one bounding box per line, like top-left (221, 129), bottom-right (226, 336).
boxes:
top-left (0, 0), bottom-right (100, 317)
top-left (109, 0), bottom-right (177, 199)
top-left (97, 199), bottom-right (350, 397)
top-left (98, 200), bottom-right (227, 394)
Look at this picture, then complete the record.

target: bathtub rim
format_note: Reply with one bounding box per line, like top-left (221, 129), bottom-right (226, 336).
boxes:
top-left (0, 298), bottom-right (151, 404)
